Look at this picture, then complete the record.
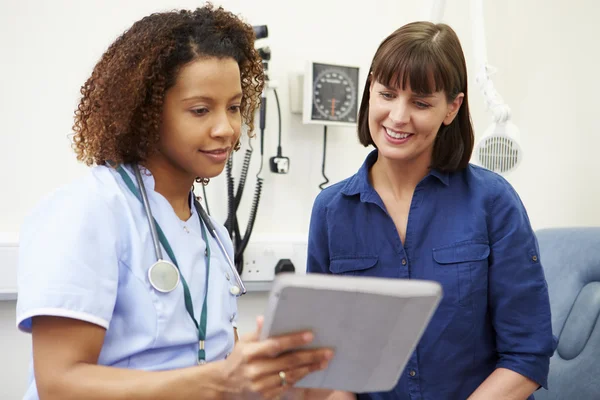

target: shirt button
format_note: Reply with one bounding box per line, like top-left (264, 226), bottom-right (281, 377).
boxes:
top-left (402, 258), bottom-right (407, 266)
top-left (532, 255), bottom-right (538, 262)
top-left (409, 370), bottom-right (416, 377)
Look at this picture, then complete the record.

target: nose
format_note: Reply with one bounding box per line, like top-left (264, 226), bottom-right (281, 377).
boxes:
top-left (388, 100), bottom-right (410, 126)
top-left (211, 110), bottom-right (236, 140)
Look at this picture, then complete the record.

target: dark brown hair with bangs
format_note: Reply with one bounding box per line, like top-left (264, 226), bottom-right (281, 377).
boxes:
top-left (357, 21), bottom-right (474, 172)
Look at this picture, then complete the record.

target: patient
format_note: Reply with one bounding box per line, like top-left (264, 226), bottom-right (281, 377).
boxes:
top-left (306, 21), bottom-right (557, 400)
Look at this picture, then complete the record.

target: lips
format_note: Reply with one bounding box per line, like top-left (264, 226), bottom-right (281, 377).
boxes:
top-left (198, 147), bottom-right (231, 163)
top-left (200, 147), bottom-right (230, 154)
top-left (384, 127), bottom-right (413, 139)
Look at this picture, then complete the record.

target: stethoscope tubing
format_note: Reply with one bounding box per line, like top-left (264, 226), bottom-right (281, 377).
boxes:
top-left (133, 166), bottom-right (246, 296)
top-left (134, 167), bottom-right (165, 261)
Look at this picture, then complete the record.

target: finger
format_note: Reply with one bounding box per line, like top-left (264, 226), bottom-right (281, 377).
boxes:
top-left (242, 315), bottom-right (264, 343)
top-left (246, 331), bottom-right (315, 360)
top-left (241, 315), bottom-right (266, 344)
top-left (249, 348), bottom-right (333, 379)
top-left (239, 330), bottom-right (259, 343)
top-left (256, 315), bottom-right (264, 334)
top-left (260, 361), bottom-right (328, 399)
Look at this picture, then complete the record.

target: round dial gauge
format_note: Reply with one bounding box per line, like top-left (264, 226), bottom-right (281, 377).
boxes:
top-left (311, 65), bottom-right (359, 124)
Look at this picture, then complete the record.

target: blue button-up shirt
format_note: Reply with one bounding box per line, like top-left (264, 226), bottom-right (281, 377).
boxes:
top-left (307, 150), bottom-right (557, 400)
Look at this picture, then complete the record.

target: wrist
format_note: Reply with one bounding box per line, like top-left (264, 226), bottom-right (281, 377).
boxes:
top-left (192, 361), bottom-right (229, 400)
top-left (212, 360), bottom-right (238, 400)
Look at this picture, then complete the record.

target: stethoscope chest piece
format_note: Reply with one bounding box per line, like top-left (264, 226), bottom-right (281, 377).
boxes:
top-left (148, 260), bottom-right (180, 293)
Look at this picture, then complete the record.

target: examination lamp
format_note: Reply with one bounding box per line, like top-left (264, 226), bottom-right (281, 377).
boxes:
top-left (257, 47), bottom-right (271, 61)
top-left (253, 25), bottom-right (268, 40)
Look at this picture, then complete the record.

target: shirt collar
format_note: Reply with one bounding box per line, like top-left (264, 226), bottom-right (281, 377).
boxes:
top-left (341, 149), bottom-right (450, 198)
top-left (118, 163), bottom-right (157, 192)
top-left (123, 163), bottom-right (197, 211)
top-left (429, 168), bottom-right (450, 186)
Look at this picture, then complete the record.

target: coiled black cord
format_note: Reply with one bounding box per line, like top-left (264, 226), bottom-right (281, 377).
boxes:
top-left (234, 177), bottom-right (263, 271)
top-left (225, 131), bottom-right (265, 273)
top-left (235, 149), bottom-right (252, 207)
top-left (225, 156), bottom-right (235, 234)
top-left (225, 88), bottom-right (272, 273)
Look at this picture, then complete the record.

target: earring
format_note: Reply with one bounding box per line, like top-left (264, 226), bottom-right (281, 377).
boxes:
top-left (234, 140), bottom-right (241, 151)
top-left (195, 177), bottom-right (210, 186)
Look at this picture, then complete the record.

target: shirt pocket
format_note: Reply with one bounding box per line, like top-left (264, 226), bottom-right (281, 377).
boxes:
top-left (329, 256), bottom-right (378, 276)
top-left (432, 241), bottom-right (490, 307)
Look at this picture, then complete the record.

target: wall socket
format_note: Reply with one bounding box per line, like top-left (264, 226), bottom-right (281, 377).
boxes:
top-left (240, 234), bottom-right (308, 282)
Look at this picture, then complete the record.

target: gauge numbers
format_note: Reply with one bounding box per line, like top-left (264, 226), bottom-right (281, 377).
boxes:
top-left (304, 62), bottom-right (360, 126)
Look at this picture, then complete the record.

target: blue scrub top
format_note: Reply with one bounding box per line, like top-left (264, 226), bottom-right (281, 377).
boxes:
top-left (307, 149), bottom-right (557, 400)
top-left (16, 164), bottom-right (238, 400)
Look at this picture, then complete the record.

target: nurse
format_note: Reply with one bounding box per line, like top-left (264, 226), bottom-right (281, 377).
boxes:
top-left (307, 22), bottom-right (556, 399)
top-left (16, 5), bottom-right (332, 400)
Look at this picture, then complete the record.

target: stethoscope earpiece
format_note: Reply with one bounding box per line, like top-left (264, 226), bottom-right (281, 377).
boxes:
top-left (229, 286), bottom-right (241, 296)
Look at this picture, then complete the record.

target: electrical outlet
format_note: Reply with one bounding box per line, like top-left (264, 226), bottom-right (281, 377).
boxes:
top-left (269, 156), bottom-right (290, 174)
top-left (240, 234), bottom-right (307, 282)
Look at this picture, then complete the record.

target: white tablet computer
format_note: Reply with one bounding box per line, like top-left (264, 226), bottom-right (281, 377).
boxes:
top-left (259, 273), bottom-right (443, 394)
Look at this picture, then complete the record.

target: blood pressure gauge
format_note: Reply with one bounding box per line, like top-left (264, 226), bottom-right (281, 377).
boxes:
top-left (302, 62), bottom-right (360, 127)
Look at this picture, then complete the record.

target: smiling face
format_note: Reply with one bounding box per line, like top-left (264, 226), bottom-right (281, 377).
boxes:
top-left (356, 22), bottom-right (475, 172)
top-left (156, 56), bottom-right (243, 180)
top-left (368, 78), bottom-right (463, 167)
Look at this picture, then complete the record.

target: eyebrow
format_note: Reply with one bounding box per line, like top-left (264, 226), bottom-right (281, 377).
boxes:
top-left (182, 93), bottom-right (243, 102)
top-left (413, 93), bottom-right (436, 99)
top-left (381, 84), bottom-right (436, 98)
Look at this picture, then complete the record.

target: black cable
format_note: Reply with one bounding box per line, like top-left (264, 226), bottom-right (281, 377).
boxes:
top-left (224, 54), bottom-right (272, 272)
top-left (232, 152), bottom-right (265, 273)
top-left (257, 129), bottom-right (265, 177)
top-left (257, 95), bottom-right (267, 176)
top-left (235, 178), bottom-right (263, 265)
top-left (225, 97), bottom-right (266, 273)
top-left (319, 125), bottom-right (329, 190)
top-left (233, 90), bottom-right (268, 269)
top-left (225, 156), bottom-right (236, 236)
top-left (225, 145), bottom-right (253, 272)
top-left (273, 88), bottom-right (282, 156)
top-left (235, 149), bottom-right (252, 207)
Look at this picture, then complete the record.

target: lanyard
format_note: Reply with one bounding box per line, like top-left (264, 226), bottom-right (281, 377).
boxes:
top-left (116, 165), bottom-right (211, 364)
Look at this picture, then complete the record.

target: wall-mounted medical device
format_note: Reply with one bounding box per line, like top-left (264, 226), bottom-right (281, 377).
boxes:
top-left (302, 62), bottom-right (360, 127)
top-left (467, 0), bottom-right (522, 175)
top-left (289, 61), bottom-right (361, 190)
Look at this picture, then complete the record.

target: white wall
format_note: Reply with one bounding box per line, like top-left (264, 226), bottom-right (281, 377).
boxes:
top-left (1, 0), bottom-right (599, 398)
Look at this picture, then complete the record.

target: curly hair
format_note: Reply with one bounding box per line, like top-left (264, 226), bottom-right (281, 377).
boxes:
top-left (72, 3), bottom-right (264, 166)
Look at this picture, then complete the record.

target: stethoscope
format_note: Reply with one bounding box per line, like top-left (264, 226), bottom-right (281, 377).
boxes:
top-left (116, 165), bottom-right (246, 297)
top-left (115, 164), bottom-right (245, 364)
